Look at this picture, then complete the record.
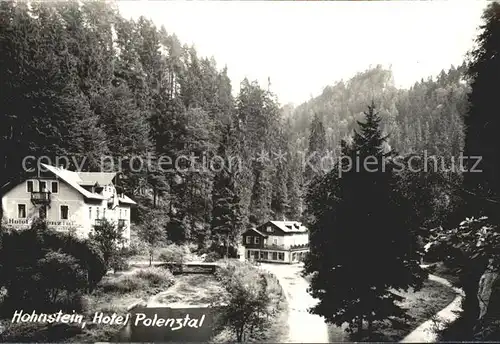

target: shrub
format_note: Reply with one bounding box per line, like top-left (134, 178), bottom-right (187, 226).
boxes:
top-left (110, 255), bottom-right (130, 272)
top-left (134, 267), bottom-right (175, 288)
top-left (0, 322), bottom-right (83, 342)
top-left (0, 222), bottom-right (105, 315)
top-left (204, 251), bottom-right (221, 262)
top-left (158, 244), bottom-right (186, 264)
top-left (214, 260), bottom-right (278, 342)
top-left (99, 275), bottom-right (148, 294)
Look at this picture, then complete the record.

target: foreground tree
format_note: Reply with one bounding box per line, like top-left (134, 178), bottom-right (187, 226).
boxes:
top-left (462, 2), bottom-right (500, 224)
top-left (137, 210), bottom-right (167, 266)
top-left (304, 103), bottom-right (426, 339)
top-left (443, 3), bottom-right (500, 336)
top-left (89, 219), bottom-right (125, 270)
top-left (213, 261), bottom-right (277, 342)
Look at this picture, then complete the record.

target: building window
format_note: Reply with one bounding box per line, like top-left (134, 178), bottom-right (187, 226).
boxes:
top-left (272, 252), bottom-right (278, 260)
top-left (119, 209), bottom-right (122, 219)
top-left (27, 181), bottom-right (33, 193)
top-left (273, 238), bottom-right (278, 245)
top-left (124, 209), bottom-right (127, 217)
top-left (60, 205), bottom-right (69, 220)
top-left (89, 207), bottom-right (92, 219)
top-left (39, 181), bottom-right (47, 192)
top-left (254, 237), bottom-right (260, 244)
top-left (247, 250), bottom-right (251, 258)
top-left (266, 226), bottom-right (272, 232)
top-left (278, 252), bottom-right (284, 261)
top-left (51, 181), bottom-right (58, 193)
top-left (103, 208), bottom-right (106, 218)
top-left (246, 236), bottom-right (251, 244)
top-left (18, 204), bottom-right (26, 218)
top-left (96, 207), bottom-right (100, 219)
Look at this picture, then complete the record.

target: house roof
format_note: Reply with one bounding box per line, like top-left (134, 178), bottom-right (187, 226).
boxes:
top-left (268, 221), bottom-right (308, 233)
top-left (243, 227), bottom-right (268, 237)
top-left (77, 172), bottom-right (116, 186)
top-left (42, 164), bottom-right (107, 200)
top-left (118, 194), bottom-right (137, 205)
top-left (41, 164), bottom-right (136, 205)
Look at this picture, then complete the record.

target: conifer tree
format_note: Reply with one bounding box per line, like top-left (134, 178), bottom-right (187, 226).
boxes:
top-left (211, 124), bottom-right (243, 256)
top-left (304, 102), bottom-right (426, 340)
top-left (463, 2), bottom-right (500, 224)
top-left (305, 113), bottom-right (327, 183)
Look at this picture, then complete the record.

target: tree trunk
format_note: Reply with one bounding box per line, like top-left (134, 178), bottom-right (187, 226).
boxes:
top-left (367, 318), bottom-right (373, 340)
top-left (226, 234), bottom-right (230, 258)
top-left (357, 317), bottom-right (363, 340)
top-left (236, 326), bottom-right (243, 342)
top-left (460, 264), bottom-right (486, 337)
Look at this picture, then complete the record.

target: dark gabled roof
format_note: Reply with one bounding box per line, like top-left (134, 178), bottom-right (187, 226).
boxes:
top-left (242, 227), bottom-right (268, 237)
top-left (257, 220), bottom-right (308, 234)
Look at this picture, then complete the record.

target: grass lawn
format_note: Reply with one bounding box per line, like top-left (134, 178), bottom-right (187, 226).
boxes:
top-left (326, 278), bottom-right (457, 342)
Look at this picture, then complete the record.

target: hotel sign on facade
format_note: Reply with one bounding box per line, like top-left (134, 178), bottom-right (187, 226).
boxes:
top-left (6, 218), bottom-right (81, 231)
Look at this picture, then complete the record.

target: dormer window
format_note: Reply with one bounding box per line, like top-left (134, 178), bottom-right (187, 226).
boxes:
top-left (266, 226), bottom-right (272, 232)
top-left (254, 237), bottom-right (260, 244)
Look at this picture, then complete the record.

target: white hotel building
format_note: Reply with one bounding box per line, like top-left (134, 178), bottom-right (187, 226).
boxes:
top-left (1, 164), bottom-right (135, 244)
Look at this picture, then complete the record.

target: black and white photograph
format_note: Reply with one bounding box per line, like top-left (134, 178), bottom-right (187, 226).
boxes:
top-left (0, 0), bottom-right (499, 342)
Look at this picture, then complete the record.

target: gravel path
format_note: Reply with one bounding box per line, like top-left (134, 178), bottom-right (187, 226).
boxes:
top-left (259, 263), bottom-right (333, 343)
top-left (400, 274), bottom-right (464, 343)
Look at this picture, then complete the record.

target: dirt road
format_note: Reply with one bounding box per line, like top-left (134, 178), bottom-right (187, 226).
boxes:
top-left (259, 263), bottom-right (335, 343)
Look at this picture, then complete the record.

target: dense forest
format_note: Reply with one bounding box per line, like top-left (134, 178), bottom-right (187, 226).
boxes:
top-left (4, 0), bottom-right (500, 341)
top-left (0, 1), bottom-right (471, 249)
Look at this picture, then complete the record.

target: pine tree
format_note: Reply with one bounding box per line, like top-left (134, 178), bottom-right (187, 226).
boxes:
top-left (304, 113), bottom-right (327, 183)
top-left (211, 124), bottom-right (243, 257)
top-left (304, 102), bottom-right (426, 340)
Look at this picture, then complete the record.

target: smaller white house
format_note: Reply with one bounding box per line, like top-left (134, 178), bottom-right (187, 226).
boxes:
top-left (242, 221), bottom-right (309, 264)
top-left (1, 164), bottom-right (136, 245)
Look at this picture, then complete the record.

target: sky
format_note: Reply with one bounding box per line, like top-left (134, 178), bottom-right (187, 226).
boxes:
top-left (117, 0), bottom-right (488, 106)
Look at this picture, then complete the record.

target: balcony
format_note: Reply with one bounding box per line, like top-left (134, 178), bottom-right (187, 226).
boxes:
top-left (260, 243), bottom-right (309, 251)
top-left (262, 243), bottom-right (287, 251)
top-left (31, 191), bottom-right (51, 205)
top-left (290, 243), bottom-right (309, 250)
